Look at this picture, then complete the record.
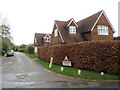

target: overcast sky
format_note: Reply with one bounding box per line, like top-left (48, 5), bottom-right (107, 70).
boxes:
top-left (0, 0), bottom-right (119, 45)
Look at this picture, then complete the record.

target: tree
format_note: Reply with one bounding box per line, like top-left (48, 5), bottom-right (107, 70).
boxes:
top-left (1, 24), bottom-right (10, 37)
top-left (19, 44), bottom-right (26, 49)
top-left (13, 45), bottom-right (19, 51)
top-left (0, 24), bottom-right (14, 55)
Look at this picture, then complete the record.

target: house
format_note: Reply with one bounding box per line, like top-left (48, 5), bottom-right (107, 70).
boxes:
top-left (51, 10), bottom-right (115, 45)
top-left (114, 36), bottom-right (120, 40)
top-left (34, 33), bottom-right (51, 56)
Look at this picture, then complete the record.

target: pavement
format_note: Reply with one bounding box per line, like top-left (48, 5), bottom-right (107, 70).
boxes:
top-left (1, 52), bottom-right (119, 88)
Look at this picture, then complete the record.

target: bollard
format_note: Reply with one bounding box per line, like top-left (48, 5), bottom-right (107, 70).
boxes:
top-left (78, 69), bottom-right (81, 75)
top-left (101, 72), bottom-right (104, 76)
top-left (49, 57), bottom-right (53, 68)
top-left (61, 67), bottom-right (64, 71)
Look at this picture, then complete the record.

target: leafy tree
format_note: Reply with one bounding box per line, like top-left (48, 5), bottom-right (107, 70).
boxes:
top-left (18, 44), bottom-right (27, 52)
top-left (19, 44), bottom-right (26, 49)
top-left (13, 46), bottom-right (19, 51)
top-left (0, 24), bottom-right (14, 55)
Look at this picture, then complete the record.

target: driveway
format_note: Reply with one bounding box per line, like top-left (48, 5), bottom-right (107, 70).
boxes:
top-left (1, 52), bottom-right (119, 88)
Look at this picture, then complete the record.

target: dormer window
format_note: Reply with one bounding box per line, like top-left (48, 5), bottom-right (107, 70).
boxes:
top-left (45, 37), bottom-right (50, 42)
top-left (97, 25), bottom-right (108, 35)
top-left (54, 29), bottom-right (58, 37)
top-left (69, 26), bottom-right (76, 34)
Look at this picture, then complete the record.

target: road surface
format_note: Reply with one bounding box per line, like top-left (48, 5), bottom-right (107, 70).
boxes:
top-left (1, 52), bottom-right (119, 88)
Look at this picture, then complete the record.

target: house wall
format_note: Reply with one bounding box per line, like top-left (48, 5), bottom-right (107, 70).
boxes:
top-left (92, 14), bottom-right (113, 40)
top-left (44, 41), bottom-right (50, 45)
top-left (34, 46), bottom-right (39, 56)
top-left (51, 32), bottom-right (62, 44)
top-left (82, 32), bottom-right (92, 41)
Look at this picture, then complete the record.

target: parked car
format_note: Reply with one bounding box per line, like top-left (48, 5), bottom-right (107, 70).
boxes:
top-left (7, 50), bottom-right (14, 57)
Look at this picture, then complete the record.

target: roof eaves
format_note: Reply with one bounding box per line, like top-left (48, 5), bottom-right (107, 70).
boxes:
top-left (90, 10), bottom-right (103, 31)
top-left (102, 11), bottom-right (115, 33)
top-left (55, 21), bottom-right (65, 43)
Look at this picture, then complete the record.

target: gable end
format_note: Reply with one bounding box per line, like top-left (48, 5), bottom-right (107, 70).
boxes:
top-left (91, 11), bottom-right (115, 32)
top-left (67, 18), bottom-right (78, 27)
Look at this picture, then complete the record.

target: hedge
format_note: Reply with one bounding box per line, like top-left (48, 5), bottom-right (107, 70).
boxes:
top-left (38, 40), bottom-right (120, 74)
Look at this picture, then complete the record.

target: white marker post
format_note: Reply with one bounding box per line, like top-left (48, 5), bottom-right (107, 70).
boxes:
top-left (49, 57), bottom-right (53, 68)
top-left (78, 69), bottom-right (81, 75)
top-left (101, 72), bottom-right (104, 76)
top-left (61, 67), bottom-right (64, 71)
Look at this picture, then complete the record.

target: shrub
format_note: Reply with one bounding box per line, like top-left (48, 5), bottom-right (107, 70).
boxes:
top-left (27, 46), bottom-right (34, 54)
top-left (38, 40), bottom-right (120, 74)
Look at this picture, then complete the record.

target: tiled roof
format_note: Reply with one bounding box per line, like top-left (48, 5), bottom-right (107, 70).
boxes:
top-left (55, 11), bottom-right (103, 43)
top-left (55, 20), bottom-right (82, 43)
top-left (77, 10), bottom-right (102, 33)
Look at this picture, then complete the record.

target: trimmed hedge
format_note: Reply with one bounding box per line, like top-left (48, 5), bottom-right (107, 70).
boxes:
top-left (38, 40), bottom-right (120, 74)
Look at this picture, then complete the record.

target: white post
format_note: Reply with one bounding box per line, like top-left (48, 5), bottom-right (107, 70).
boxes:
top-left (61, 67), bottom-right (64, 71)
top-left (78, 69), bottom-right (81, 75)
top-left (101, 72), bottom-right (104, 76)
top-left (49, 57), bottom-right (53, 68)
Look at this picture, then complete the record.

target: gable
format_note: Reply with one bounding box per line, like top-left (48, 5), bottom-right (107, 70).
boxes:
top-left (69, 21), bottom-right (77, 26)
top-left (96, 13), bottom-right (113, 31)
top-left (67, 18), bottom-right (78, 27)
top-left (91, 11), bottom-right (115, 33)
top-left (44, 34), bottom-right (51, 38)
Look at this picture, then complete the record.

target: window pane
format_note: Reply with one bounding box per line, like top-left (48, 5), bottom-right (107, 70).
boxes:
top-left (97, 25), bottom-right (108, 35)
top-left (69, 26), bottom-right (76, 34)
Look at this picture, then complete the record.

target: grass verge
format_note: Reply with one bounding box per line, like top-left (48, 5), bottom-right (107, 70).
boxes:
top-left (23, 52), bottom-right (38, 59)
top-left (36, 59), bottom-right (119, 81)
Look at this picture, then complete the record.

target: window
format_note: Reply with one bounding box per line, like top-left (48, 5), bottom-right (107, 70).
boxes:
top-left (97, 25), bottom-right (108, 35)
top-left (69, 26), bottom-right (76, 34)
top-left (45, 37), bottom-right (50, 42)
top-left (54, 29), bottom-right (58, 37)
top-left (35, 47), bottom-right (37, 52)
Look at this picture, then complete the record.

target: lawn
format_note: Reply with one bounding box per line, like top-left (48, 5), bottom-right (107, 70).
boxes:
top-left (36, 59), bottom-right (119, 81)
top-left (23, 53), bottom-right (38, 59)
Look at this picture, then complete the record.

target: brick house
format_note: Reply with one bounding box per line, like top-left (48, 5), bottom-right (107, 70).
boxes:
top-left (34, 33), bottom-right (51, 56)
top-left (51, 10), bottom-right (115, 45)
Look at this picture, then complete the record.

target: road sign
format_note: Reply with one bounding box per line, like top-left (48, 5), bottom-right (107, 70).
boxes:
top-left (62, 56), bottom-right (71, 66)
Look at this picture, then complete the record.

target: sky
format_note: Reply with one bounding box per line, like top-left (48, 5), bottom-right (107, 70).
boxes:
top-left (0, 0), bottom-right (119, 45)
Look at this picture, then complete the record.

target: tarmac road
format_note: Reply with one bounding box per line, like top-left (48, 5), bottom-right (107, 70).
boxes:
top-left (1, 52), bottom-right (119, 88)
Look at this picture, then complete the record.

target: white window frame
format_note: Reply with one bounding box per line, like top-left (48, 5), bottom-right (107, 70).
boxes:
top-left (54, 29), bottom-right (58, 37)
top-left (35, 47), bottom-right (37, 52)
top-left (97, 25), bottom-right (108, 35)
top-left (69, 26), bottom-right (76, 34)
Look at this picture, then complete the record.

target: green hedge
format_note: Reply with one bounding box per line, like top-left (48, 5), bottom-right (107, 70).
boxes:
top-left (38, 40), bottom-right (120, 74)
